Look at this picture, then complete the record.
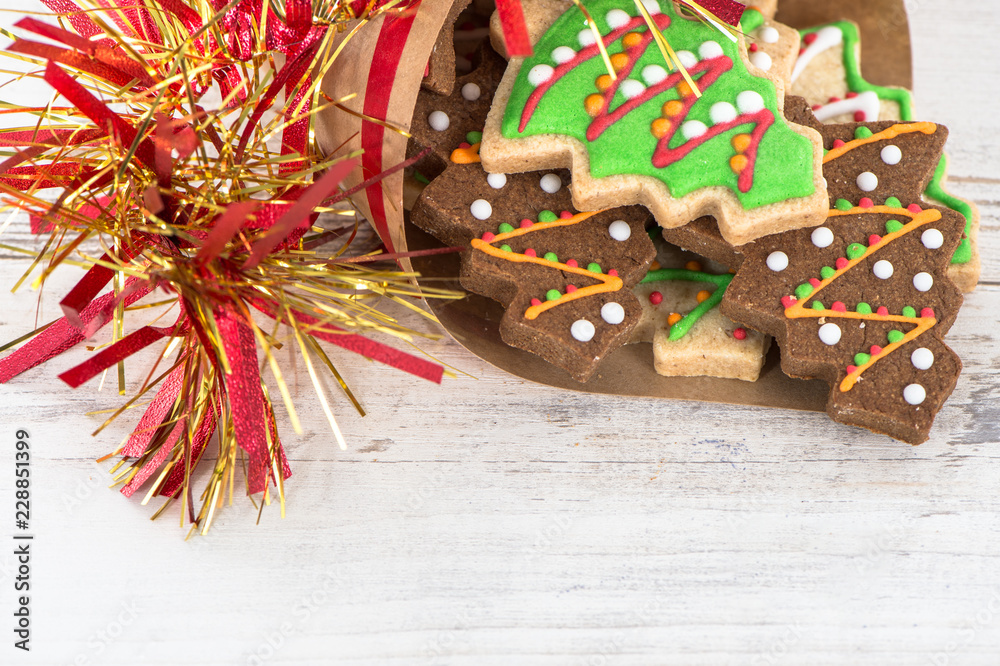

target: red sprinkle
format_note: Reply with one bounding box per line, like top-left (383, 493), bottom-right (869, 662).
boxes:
top-left (524, 248), bottom-right (536, 257)
top-left (481, 232), bottom-right (495, 242)
top-left (560, 210), bottom-right (573, 219)
top-left (566, 259), bottom-right (578, 268)
top-left (749, 43), bottom-right (759, 52)
top-left (781, 295), bottom-right (797, 309)
top-left (832, 301), bottom-right (847, 312)
top-left (566, 284), bottom-right (577, 293)
top-left (835, 257), bottom-right (849, 270)
top-left (846, 365), bottom-right (858, 374)
top-left (860, 197), bottom-right (875, 208)
top-left (804, 32), bottom-right (818, 45)
top-left (812, 104), bottom-right (823, 111)
top-left (608, 269), bottom-right (618, 277)
top-left (877, 306), bottom-right (889, 316)
top-left (531, 298), bottom-right (542, 307)
top-left (459, 142), bottom-right (471, 149)
top-left (733, 327), bottom-right (747, 340)
top-left (921, 307), bottom-right (935, 319)
top-left (871, 345), bottom-right (883, 356)
top-left (520, 218), bottom-right (533, 228)
top-left (868, 234), bottom-right (882, 245)
top-left (809, 278), bottom-right (821, 288)
top-left (828, 96), bottom-right (841, 103)
top-left (649, 291), bottom-right (663, 305)
top-left (854, 111), bottom-right (867, 122)
top-left (846, 91), bottom-right (859, 99)
top-left (833, 139), bottom-right (846, 148)
top-left (799, 47), bottom-right (807, 56)
top-left (908, 204), bottom-right (923, 213)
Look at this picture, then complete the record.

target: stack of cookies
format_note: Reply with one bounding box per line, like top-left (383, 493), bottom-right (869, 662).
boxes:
top-left (405, 0), bottom-right (979, 444)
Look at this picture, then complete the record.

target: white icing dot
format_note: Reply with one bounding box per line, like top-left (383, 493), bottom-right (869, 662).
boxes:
top-left (427, 110), bottom-right (450, 131)
top-left (527, 64), bottom-right (555, 87)
top-left (736, 90), bottom-right (765, 114)
top-left (619, 78), bottom-right (646, 99)
top-left (461, 82), bottom-right (481, 101)
top-left (709, 102), bottom-right (737, 125)
top-left (539, 173), bottom-right (562, 194)
top-left (811, 226), bottom-right (834, 248)
top-left (749, 50), bottom-right (772, 72)
top-left (873, 260), bottom-right (894, 280)
top-left (470, 199), bottom-right (492, 220)
top-left (578, 29), bottom-right (596, 47)
top-left (911, 347), bottom-right (934, 370)
top-left (676, 50), bottom-right (698, 69)
top-left (641, 64), bottom-right (668, 85)
top-left (856, 171), bottom-right (879, 192)
top-left (760, 26), bottom-right (780, 43)
top-left (818, 322), bottom-right (842, 346)
top-left (766, 251), bottom-right (788, 272)
top-left (551, 46), bottom-right (576, 64)
top-left (681, 120), bottom-right (707, 140)
top-left (601, 302), bottom-right (626, 325)
top-left (913, 272), bottom-right (934, 292)
top-left (903, 383), bottom-right (926, 406)
top-left (921, 228), bottom-right (944, 249)
top-left (699, 40), bottom-right (724, 60)
top-left (571, 319), bottom-right (596, 342)
top-left (606, 9), bottom-right (631, 29)
top-left (608, 220), bottom-right (631, 241)
top-left (486, 173), bottom-right (507, 189)
top-left (640, 0), bottom-right (661, 14)
top-left (881, 144), bottom-right (902, 165)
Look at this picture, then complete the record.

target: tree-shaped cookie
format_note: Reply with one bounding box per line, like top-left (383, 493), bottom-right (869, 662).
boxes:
top-left (722, 99), bottom-right (966, 443)
top-left (480, 0), bottom-right (828, 246)
top-left (411, 144), bottom-right (655, 382)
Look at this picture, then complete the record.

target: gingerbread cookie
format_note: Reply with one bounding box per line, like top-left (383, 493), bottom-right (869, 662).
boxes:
top-left (480, 0), bottom-right (828, 246)
top-left (630, 234), bottom-right (770, 381)
top-left (412, 144), bottom-right (656, 382)
top-left (738, 7), bottom-right (800, 84)
top-left (422, 0), bottom-right (473, 95)
top-left (721, 100), bottom-right (966, 444)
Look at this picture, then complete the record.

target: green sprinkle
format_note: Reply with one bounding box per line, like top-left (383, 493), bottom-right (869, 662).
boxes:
top-left (498, 223), bottom-right (514, 234)
top-left (854, 353), bottom-right (872, 366)
top-left (902, 306), bottom-right (917, 318)
top-left (855, 126), bottom-right (874, 140)
top-left (836, 199), bottom-right (854, 211)
top-left (543, 252), bottom-right (559, 262)
top-left (545, 289), bottom-right (561, 301)
top-left (500, 244), bottom-right (512, 253)
top-left (587, 263), bottom-right (602, 274)
top-left (811, 301), bottom-right (825, 311)
top-left (846, 243), bottom-right (866, 260)
top-left (820, 266), bottom-right (835, 280)
top-left (466, 131), bottom-right (483, 144)
top-left (794, 283), bottom-right (813, 300)
top-left (856, 302), bottom-right (872, 315)
top-left (885, 196), bottom-right (902, 209)
top-left (413, 171), bottom-right (430, 185)
top-left (885, 219), bottom-right (904, 234)
top-left (887, 330), bottom-right (905, 344)
top-left (538, 210), bottom-right (558, 223)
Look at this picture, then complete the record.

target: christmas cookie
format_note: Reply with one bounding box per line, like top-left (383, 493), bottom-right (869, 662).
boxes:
top-left (411, 144), bottom-right (656, 382)
top-left (630, 234), bottom-right (770, 381)
top-left (480, 0), bottom-right (828, 246)
top-left (422, 0), bottom-right (473, 95)
top-left (739, 7), bottom-right (801, 84)
top-left (721, 99), bottom-right (966, 444)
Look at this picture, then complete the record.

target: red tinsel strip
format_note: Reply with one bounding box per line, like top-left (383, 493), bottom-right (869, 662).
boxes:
top-left (195, 200), bottom-right (261, 263)
top-left (121, 364), bottom-right (185, 457)
top-left (684, 0), bottom-right (747, 27)
top-left (157, 394), bottom-right (219, 498)
top-left (58, 321), bottom-right (181, 388)
top-left (59, 253), bottom-right (116, 329)
top-left (40, 0), bottom-right (104, 42)
top-left (494, 0), bottom-right (532, 57)
top-left (119, 418), bottom-right (184, 498)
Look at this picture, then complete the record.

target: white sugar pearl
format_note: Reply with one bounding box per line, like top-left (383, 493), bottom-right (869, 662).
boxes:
top-left (606, 9), bottom-right (630, 29)
top-left (710, 101), bottom-right (737, 125)
top-left (913, 272), bottom-right (934, 292)
top-left (856, 171), bottom-right (878, 192)
top-left (903, 383), bottom-right (926, 406)
top-left (601, 302), bottom-right (626, 325)
top-left (811, 226), bottom-right (834, 248)
top-left (699, 40), bottom-right (724, 60)
top-left (470, 199), bottom-right (492, 220)
top-left (461, 82), bottom-right (481, 101)
top-left (571, 319), bottom-right (596, 342)
top-left (911, 347), bottom-right (934, 370)
top-left (486, 173), bottom-right (507, 189)
top-left (681, 120), bottom-right (707, 140)
top-left (737, 90), bottom-right (765, 114)
top-left (552, 46), bottom-right (576, 64)
top-left (578, 29), bottom-right (596, 47)
top-left (640, 0), bottom-right (661, 14)
top-left (527, 64), bottom-right (555, 87)
top-left (642, 64), bottom-right (668, 85)
top-left (676, 50), bottom-right (697, 69)
top-left (766, 251), bottom-right (788, 272)
top-left (427, 110), bottom-right (449, 131)
top-left (881, 144), bottom-right (902, 165)
top-left (760, 26), bottom-right (780, 43)
top-left (873, 260), bottom-right (894, 279)
top-left (749, 50), bottom-right (772, 72)
top-left (619, 79), bottom-right (646, 99)
top-left (922, 228), bottom-right (944, 249)
top-left (818, 322), bottom-right (842, 346)
top-left (539, 173), bottom-right (561, 193)
top-left (608, 220), bottom-right (631, 241)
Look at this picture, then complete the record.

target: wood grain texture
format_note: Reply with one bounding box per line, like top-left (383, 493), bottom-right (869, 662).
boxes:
top-left (0, 1), bottom-right (998, 664)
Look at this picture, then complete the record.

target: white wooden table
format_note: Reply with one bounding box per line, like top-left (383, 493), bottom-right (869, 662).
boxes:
top-left (1, 1), bottom-right (998, 664)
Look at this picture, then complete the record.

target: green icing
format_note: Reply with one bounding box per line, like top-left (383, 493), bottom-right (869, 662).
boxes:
top-left (545, 289), bottom-right (561, 301)
top-left (820, 266), bottom-right (835, 280)
top-left (500, 244), bottom-right (513, 252)
top-left (502, 0), bottom-right (816, 209)
top-left (543, 251), bottom-right (558, 262)
top-left (538, 210), bottom-right (558, 223)
top-left (846, 243), bottom-right (866, 260)
top-left (856, 302), bottom-right (872, 315)
top-left (587, 262), bottom-right (602, 273)
top-left (639, 268), bottom-right (732, 340)
top-left (885, 219), bottom-right (904, 234)
top-left (835, 199), bottom-right (853, 211)
top-left (887, 330), bottom-right (904, 344)
top-left (885, 197), bottom-right (902, 209)
top-left (794, 283), bottom-right (813, 300)
top-left (925, 153), bottom-right (973, 265)
top-left (739, 9), bottom-right (764, 34)
top-left (854, 126), bottom-right (873, 140)
top-left (854, 353), bottom-right (871, 366)
top-left (811, 301), bottom-right (825, 311)
top-left (466, 131), bottom-right (483, 144)
top-left (498, 223), bottom-right (514, 234)
top-left (902, 306), bottom-right (916, 318)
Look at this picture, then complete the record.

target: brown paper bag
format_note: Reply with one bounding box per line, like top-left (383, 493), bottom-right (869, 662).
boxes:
top-left (316, 0), bottom-right (912, 411)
